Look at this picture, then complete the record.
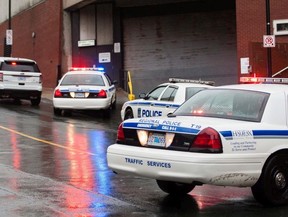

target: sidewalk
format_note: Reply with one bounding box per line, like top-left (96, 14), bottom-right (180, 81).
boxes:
top-left (42, 87), bottom-right (129, 105)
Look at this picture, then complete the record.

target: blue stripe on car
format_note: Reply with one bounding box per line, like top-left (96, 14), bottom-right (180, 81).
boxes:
top-left (123, 122), bottom-right (200, 134)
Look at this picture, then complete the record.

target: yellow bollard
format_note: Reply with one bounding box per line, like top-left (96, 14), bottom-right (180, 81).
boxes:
top-left (127, 71), bottom-right (135, 100)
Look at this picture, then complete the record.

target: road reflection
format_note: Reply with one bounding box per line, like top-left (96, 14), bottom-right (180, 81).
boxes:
top-left (51, 122), bottom-right (113, 214)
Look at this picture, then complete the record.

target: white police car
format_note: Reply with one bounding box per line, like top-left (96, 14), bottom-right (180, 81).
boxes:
top-left (53, 67), bottom-right (117, 116)
top-left (108, 77), bottom-right (288, 206)
top-left (121, 78), bottom-right (214, 120)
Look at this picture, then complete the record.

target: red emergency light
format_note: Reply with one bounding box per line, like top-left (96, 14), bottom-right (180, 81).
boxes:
top-left (240, 77), bottom-right (288, 84)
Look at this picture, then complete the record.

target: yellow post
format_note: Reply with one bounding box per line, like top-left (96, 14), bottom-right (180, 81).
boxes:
top-left (127, 71), bottom-right (135, 100)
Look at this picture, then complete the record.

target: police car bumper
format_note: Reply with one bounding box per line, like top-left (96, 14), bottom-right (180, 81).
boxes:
top-left (53, 97), bottom-right (112, 110)
top-left (107, 144), bottom-right (264, 187)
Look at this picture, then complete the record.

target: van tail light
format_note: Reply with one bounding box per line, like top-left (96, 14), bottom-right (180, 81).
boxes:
top-left (190, 127), bottom-right (222, 153)
top-left (116, 123), bottom-right (125, 143)
top-left (98, 89), bottom-right (107, 98)
top-left (39, 75), bottom-right (42, 83)
top-left (0, 73), bottom-right (3, 82)
top-left (54, 89), bottom-right (63, 97)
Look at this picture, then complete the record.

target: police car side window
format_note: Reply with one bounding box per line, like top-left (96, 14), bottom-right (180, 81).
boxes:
top-left (146, 86), bottom-right (167, 100)
top-left (104, 74), bottom-right (112, 86)
top-left (160, 86), bottom-right (178, 102)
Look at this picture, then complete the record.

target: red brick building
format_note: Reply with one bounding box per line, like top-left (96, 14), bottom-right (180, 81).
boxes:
top-left (0, 0), bottom-right (63, 88)
top-left (236, 0), bottom-right (288, 78)
top-left (0, 0), bottom-right (287, 94)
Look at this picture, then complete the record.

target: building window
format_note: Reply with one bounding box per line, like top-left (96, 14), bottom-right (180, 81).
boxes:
top-left (80, 5), bottom-right (96, 40)
top-left (97, 4), bottom-right (113, 45)
top-left (273, 19), bottom-right (288, 36)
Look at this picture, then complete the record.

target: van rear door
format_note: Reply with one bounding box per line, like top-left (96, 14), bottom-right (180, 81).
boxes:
top-left (0, 60), bottom-right (41, 88)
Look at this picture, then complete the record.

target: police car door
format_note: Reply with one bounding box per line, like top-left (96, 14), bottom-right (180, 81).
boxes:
top-left (139, 85), bottom-right (168, 118)
top-left (158, 85), bottom-right (179, 117)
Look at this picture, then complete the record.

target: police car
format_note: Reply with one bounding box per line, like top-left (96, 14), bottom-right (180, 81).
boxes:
top-left (108, 77), bottom-right (288, 206)
top-left (53, 67), bottom-right (117, 116)
top-left (121, 78), bottom-right (214, 120)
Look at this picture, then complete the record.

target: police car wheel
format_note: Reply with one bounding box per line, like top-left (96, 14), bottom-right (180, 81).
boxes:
top-left (251, 154), bottom-right (288, 206)
top-left (156, 180), bottom-right (195, 195)
top-left (124, 108), bottom-right (133, 120)
top-left (53, 108), bottom-right (62, 116)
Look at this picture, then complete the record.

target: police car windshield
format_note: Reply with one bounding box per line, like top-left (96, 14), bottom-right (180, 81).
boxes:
top-left (174, 89), bottom-right (269, 122)
top-left (61, 74), bottom-right (105, 86)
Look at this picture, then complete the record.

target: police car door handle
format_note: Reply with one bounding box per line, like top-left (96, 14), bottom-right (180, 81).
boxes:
top-left (150, 103), bottom-right (155, 106)
top-left (166, 105), bottom-right (170, 108)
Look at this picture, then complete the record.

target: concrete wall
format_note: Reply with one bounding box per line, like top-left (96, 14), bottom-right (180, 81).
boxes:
top-left (0, 0), bottom-right (44, 24)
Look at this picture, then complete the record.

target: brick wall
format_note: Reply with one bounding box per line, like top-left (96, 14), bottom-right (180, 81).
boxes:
top-left (237, 0), bottom-right (288, 78)
top-left (0, 0), bottom-right (62, 88)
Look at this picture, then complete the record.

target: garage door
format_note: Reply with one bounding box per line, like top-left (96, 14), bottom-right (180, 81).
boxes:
top-left (122, 8), bottom-right (237, 96)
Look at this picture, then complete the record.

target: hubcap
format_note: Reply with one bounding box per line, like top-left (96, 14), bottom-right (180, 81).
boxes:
top-left (275, 172), bottom-right (286, 189)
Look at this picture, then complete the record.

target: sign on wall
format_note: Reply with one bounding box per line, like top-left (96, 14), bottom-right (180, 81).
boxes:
top-left (99, 52), bottom-right (111, 63)
top-left (240, 57), bottom-right (250, 74)
top-left (263, 35), bottom-right (275, 48)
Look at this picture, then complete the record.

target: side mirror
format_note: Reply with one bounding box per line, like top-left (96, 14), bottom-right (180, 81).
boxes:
top-left (139, 93), bottom-right (146, 99)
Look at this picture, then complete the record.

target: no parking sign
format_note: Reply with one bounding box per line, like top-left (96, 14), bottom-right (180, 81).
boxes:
top-left (263, 35), bottom-right (275, 47)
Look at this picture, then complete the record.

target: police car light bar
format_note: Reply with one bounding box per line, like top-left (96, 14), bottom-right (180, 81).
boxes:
top-left (240, 77), bottom-right (288, 84)
top-left (169, 78), bottom-right (215, 85)
top-left (69, 67), bottom-right (105, 71)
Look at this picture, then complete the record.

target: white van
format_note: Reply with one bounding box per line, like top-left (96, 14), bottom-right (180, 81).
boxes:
top-left (0, 57), bottom-right (42, 105)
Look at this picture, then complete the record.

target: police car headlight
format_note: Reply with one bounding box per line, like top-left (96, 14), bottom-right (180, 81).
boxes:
top-left (165, 133), bottom-right (175, 147)
top-left (137, 130), bottom-right (148, 146)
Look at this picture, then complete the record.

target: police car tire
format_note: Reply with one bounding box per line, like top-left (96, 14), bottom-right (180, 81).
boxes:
top-left (251, 154), bottom-right (288, 206)
top-left (124, 108), bottom-right (133, 120)
top-left (156, 180), bottom-right (195, 195)
top-left (53, 107), bottom-right (62, 116)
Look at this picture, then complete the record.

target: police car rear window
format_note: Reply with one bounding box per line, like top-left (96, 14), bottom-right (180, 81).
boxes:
top-left (185, 87), bottom-right (207, 100)
top-left (174, 89), bottom-right (269, 122)
top-left (1, 61), bottom-right (40, 72)
top-left (61, 74), bottom-right (105, 86)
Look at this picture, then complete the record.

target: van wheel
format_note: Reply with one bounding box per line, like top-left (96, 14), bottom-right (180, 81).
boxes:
top-left (31, 97), bottom-right (41, 106)
top-left (251, 154), bottom-right (288, 206)
top-left (156, 180), bottom-right (195, 195)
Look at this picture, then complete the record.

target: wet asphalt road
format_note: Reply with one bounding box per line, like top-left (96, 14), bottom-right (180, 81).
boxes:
top-left (0, 91), bottom-right (287, 216)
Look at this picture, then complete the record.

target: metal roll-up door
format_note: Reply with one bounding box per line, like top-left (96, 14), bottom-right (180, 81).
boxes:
top-left (123, 10), bottom-right (237, 97)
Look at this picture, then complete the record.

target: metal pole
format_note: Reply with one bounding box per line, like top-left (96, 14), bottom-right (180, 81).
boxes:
top-left (8, 0), bottom-right (11, 29)
top-left (266, 0), bottom-right (272, 77)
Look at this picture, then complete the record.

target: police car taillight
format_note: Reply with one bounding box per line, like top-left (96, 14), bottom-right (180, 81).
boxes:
top-left (190, 127), bottom-right (222, 153)
top-left (117, 123), bottom-right (125, 142)
top-left (54, 89), bottom-right (62, 97)
top-left (0, 73), bottom-right (3, 82)
top-left (98, 89), bottom-right (107, 98)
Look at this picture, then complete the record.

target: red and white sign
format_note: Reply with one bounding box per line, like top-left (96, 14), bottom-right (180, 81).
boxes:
top-left (263, 35), bottom-right (275, 47)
